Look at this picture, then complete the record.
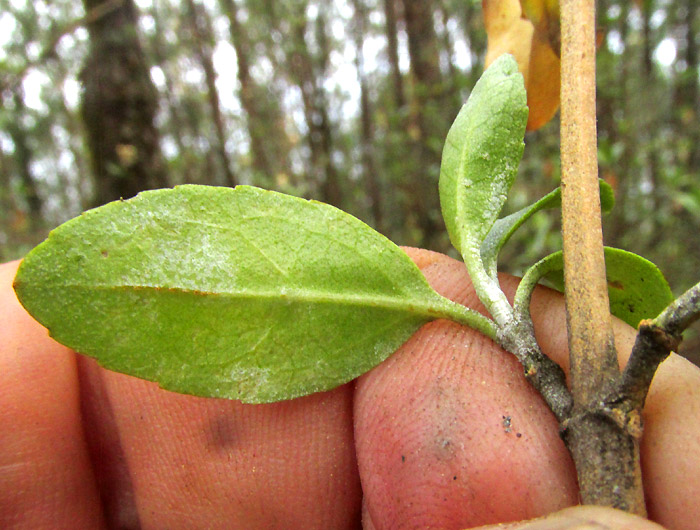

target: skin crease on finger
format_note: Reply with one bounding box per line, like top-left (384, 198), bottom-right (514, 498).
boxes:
top-left (2, 247), bottom-right (700, 529)
top-left (355, 248), bottom-right (700, 530)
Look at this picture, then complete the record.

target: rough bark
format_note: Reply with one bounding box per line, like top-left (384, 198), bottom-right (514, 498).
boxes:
top-left (80, 0), bottom-right (169, 206)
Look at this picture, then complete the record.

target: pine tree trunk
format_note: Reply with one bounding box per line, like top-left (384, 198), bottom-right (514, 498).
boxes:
top-left (220, 0), bottom-right (290, 184)
top-left (400, 0), bottom-right (444, 247)
top-left (81, 0), bottom-right (169, 206)
top-left (286, 2), bottom-right (342, 207)
top-left (383, 0), bottom-right (405, 109)
top-left (183, 0), bottom-right (237, 187)
top-left (352, 0), bottom-right (383, 230)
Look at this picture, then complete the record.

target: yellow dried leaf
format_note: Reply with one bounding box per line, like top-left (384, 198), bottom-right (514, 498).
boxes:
top-left (483, 0), bottom-right (560, 130)
top-left (520, 0), bottom-right (560, 55)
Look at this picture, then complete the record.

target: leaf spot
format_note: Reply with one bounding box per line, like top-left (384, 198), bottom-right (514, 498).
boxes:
top-left (608, 280), bottom-right (624, 290)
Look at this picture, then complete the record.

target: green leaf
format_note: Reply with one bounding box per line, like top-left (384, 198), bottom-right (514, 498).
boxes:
top-left (517, 247), bottom-right (674, 328)
top-left (482, 179), bottom-right (614, 278)
top-left (439, 54), bottom-right (528, 262)
top-left (14, 185), bottom-right (494, 403)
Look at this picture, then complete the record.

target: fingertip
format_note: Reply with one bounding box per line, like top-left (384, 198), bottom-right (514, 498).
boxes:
top-left (640, 354), bottom-right (700, 530)
top-left (0, 260), bottom-right (104, 527)
top-left (401, 246), bottom-right (452, 271)
top-left (355, 317), bottom-right (577, 528)
top-left (474, 505), bottom-right (666, 529)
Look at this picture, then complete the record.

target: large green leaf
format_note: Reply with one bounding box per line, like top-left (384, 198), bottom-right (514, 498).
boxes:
top-left (481, 179), bottom-right (614, 278)
top-left (516, 247), bottom-right (674, 328)
top-left (14, 185), bottom-right (493, 403)
top-left (439, 54), bottom-right (528, 262)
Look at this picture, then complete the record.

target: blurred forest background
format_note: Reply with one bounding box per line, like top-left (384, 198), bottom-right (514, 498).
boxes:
top-left (1, 0), bottom-right (699, 356)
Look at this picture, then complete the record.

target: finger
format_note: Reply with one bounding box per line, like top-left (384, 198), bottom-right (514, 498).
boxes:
top-left (0, 261), bottom-right (104, 528)
top-left (77, 351), bottom-right (361, 529)
top-left (356, 248), bottom-right (700, 529)
top-left (355, 248), bottom-right (578, 528)
top-left (502, 258), bottom-right (700, 530)
top-left (473, 505), bottom-right (665, 529)
top-left (4, 257), bottom-right (362, 529)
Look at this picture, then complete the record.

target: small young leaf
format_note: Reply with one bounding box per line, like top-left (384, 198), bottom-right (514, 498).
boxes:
top-left (482, 179), bottom-right (614, 278)
top-left (515, 247), bottom-right (674, 328)
top-left (439, 54), bottom-right (528, 263)
top-left (439, 54), bottom-right (527, 325)
top-left (14, 185), bottom-right (493, 403)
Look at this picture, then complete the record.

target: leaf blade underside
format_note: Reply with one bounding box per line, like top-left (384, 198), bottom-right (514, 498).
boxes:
top-left (14, 185), bottom-right (470, 403)
top-left (439, 53), bottom-right (529, 262)
top-left (520, 247), bottom-right (674, 328)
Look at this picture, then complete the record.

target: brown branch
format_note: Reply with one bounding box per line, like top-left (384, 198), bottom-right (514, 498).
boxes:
top-left (559, 0), bottom-right (645, 514)
top-left (560, 0), bottom-right (617, 408)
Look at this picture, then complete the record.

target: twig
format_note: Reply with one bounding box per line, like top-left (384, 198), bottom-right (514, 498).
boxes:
top-left (560, 0), bottom-right (618, 408)
top-left (559, 0), bottom-right (645, 514)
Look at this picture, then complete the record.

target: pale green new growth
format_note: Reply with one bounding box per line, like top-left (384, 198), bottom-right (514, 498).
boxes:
top-left (14, 185), bottom-right (493, 403)
top-left (439, 54), bottom-right (528, 325)
top-left (482, 180), bottom-right (614, 280)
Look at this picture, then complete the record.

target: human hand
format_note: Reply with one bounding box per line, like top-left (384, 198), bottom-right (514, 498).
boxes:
top-left (1, 248), bottom-right (698, 529)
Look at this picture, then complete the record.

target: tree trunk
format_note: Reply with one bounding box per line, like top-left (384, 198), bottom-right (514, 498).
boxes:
top-left (400, 0), bottom-right (444, 247)
top-left (220, 0), bottom-right (290, 184)
top-left (678, 0), bottom-right (700, 171)
top-left (352, 0), bottom-right (383, 231)
top-left (402, 0), bottom-right (442, 94)
top-left (286, 2), bottom-right (342, 207)
top-left (640, 0), bottom-right (659, 223)
top-left (80, 0), bottom-right (169, 206)
top-left (460, 0), bottom-right (487, 82)
top-left (437, 5), bottom-right (461, 109)
top-left (183, 0), bottom-right (237, 187)
top-left (149, 1), bottom-right (195, 185)
top-left (383, 0), bottom-right (405, 109)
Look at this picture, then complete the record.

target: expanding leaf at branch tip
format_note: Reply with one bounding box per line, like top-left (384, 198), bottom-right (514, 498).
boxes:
top-left (483, 0), bottom-right (560, 130)
top-left (14, 185), bottom-right (491, 404)
top-left (517, 247), bottom-right (674, 328)
top-left (482, 179), bottom-right (614, 279)
top-left (439, 53), bottom-right (528, 267)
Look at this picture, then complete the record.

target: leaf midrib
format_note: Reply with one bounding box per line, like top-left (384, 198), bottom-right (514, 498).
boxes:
top-left (37, 282), bottom-right (452, 319)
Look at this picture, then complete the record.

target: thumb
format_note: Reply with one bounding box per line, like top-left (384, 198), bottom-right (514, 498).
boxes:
top-left (354, 248), bottom-right (578, 529)
top-left (473, 505), bottom-right (665, 529)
